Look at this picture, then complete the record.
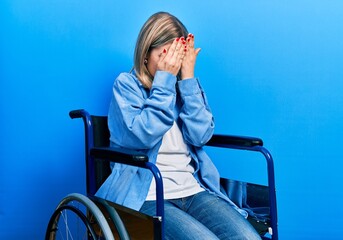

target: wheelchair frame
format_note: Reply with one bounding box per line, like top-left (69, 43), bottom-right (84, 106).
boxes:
top-left (45, 109), bottom-right (278, 240)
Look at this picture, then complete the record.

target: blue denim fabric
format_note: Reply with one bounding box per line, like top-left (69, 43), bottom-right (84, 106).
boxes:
top-left (140, 191), bottom-right (261, 240)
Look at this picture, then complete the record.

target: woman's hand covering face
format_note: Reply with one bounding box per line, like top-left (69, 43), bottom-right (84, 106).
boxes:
top-left (156, 37), bottom-right (186, 76)
top-left (150, 33), bottom-right (200, 79)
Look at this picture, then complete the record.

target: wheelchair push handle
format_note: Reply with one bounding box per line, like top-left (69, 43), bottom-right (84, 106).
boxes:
top-left (69, 109), bottom-right (87, 119)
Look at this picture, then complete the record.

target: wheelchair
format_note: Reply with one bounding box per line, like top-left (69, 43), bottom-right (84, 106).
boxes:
top-left (45, 109), bottom-right (278, 240)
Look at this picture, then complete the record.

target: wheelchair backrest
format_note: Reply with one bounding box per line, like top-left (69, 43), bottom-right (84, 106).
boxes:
top-left (90, 115), bottom-right (112, 193)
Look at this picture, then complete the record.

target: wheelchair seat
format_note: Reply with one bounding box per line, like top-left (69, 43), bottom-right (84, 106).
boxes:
top-left (45, 109), bottom-right (278, 240)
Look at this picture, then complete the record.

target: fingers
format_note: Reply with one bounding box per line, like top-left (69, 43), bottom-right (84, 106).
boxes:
top-left (162, 38), bottom-right (184, 61)
top-left (169, 38), bottom-right (181, 57)
top-left (160, 48), bottom-right (167, 58)
top-left (174, 37), bottom-right (187, 61)
top-left (170, 38), bottom-right (187, 66)
top-left (180, 33), bottom-right (200, 80)
top-left (195, 48), bottom-right (201, 56)
top-left (157, 37), bottom-right (185, 76)
top-left (183, 33), bottom-right (199, 61)
top-left (186, 33), bottom-right (194, 49)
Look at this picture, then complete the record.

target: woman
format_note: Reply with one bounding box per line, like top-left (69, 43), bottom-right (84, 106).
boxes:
top-left (96, 12), bottom-right (261, 240)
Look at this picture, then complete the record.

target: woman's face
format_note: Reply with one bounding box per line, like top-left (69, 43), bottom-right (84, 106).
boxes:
top-left (146, 42), bottom-right (172, 77)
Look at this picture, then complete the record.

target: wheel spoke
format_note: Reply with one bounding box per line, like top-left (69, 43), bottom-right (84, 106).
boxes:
top-left (60, 209), bottom-right (73, 240)
top-left (45, 194), bottom-right (115, 240)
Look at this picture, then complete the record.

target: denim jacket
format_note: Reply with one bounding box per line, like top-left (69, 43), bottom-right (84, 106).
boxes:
top-left (95, 70), bottom-right (247, 217)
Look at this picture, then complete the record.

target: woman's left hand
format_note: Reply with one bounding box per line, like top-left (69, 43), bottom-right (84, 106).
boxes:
top-left (180, 33), bottom-right (201, 80)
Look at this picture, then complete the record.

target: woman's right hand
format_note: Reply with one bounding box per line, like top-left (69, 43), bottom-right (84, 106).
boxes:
top-left (157, 37), bottom-right (187, 76)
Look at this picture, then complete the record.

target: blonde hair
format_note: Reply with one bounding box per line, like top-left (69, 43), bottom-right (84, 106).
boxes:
top-left (133, 12), bottom-right (188, 88)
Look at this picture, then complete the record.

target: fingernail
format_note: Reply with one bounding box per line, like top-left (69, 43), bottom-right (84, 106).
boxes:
top-left (187, 38), bottom-right (191, 42)
top-left (182, 41), bottom-right (186, 44)
top-left (176, 38), bottom-right (180, 41)
top-left (180, 37), bottom-right (185, 41)
top-left (191, 34), bottom-right (194, 38)
top-left (163, 49), bottom-right (167, 53)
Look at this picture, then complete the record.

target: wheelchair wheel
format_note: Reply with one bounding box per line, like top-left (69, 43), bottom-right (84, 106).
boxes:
top-left (93, 197), bottom-right (130, 240)
top-left (45, 193), bottom-right (114, 240)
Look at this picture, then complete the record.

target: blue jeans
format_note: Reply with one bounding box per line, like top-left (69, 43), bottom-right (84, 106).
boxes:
top-left (140, 191), bottom-right (261, 240)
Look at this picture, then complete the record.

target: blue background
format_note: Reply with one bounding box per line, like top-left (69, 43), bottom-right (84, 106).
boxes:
top-left (1, 1), bottom-right (343, 239)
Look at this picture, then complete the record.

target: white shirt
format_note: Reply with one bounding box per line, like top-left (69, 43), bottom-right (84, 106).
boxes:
top-left (146, 121), bottom-right (204, 200)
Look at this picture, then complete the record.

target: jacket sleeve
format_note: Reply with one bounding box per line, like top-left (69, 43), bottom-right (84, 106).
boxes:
top-left (108, 71), bottom-right (177, 149)
top-left (177, 78), bottom-right (215, 147)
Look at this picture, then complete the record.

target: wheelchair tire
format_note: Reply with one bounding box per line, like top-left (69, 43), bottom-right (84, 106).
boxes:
top-left (45, 193), bottom-right (114, 240)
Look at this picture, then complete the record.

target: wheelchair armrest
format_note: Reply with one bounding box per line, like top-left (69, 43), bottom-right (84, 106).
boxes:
top-left (90, 147), bottom-right (148, 167)
top-left (206, 134), bottom-right (263, 148)
top-left (90, 146), bottom-right (165, 220)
